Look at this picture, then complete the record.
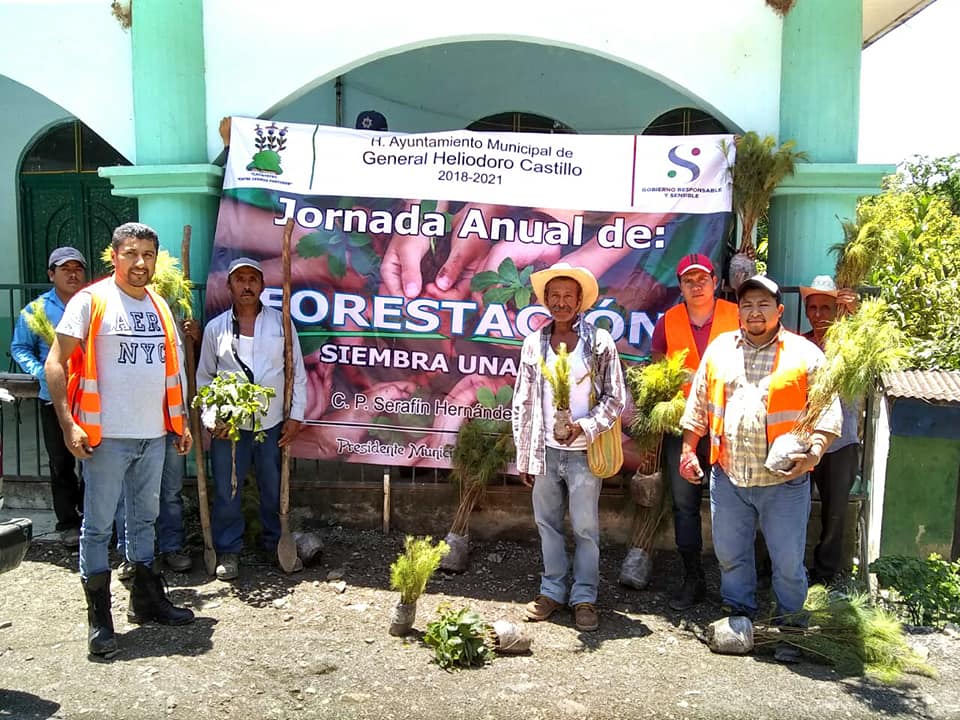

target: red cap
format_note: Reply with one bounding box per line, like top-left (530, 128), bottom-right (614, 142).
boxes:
top-left (676, 253), bottom-right (715, 279)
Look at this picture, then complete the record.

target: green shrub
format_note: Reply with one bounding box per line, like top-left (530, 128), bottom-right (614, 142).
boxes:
top-left (423, 605), bottom-right (494, 670)
top-left (869, 553), bottom-right (960, 628)
top-left (389, 536), bottom-right (449, 605)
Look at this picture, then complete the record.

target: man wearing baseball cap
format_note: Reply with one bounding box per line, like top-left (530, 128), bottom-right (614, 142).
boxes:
top-left (512, 262), bottom-right (626, 632)
top-left (650, 253), bottom-right (739, 610)
top-left (678, 275), bottom-right (841, 661)
top-left (196, 257), bottom-right (308, 580)
top-left (800, 275), bottom-right (860, 586)
top-left (11, 247), bottom-right (88, 547)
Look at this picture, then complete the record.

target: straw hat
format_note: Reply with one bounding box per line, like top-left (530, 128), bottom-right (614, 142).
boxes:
top-left (799, 275), bottom-right (839, 303)
top-left (530, 262), bottom-right (599, 313)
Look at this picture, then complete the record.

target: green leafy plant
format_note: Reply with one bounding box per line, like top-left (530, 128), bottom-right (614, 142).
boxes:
top-left (423, 604), bottom-right (494, 670)
top-left (192, 372), bottom-right (276, 498)
top-left (831, 219), bottom-right (884, 291)
top-left (470, 258), bottom-right (534, 309)
top-left (389, 535), bottom-right (450, 605)
top-left (540, 342), bottom-right (571, 410)
top-left (447, 415), bottom-right (515, 536)
top-left (22, 297), bottom-right (56, 345)
top-left (870, 554), bottom-right (960, 628)
top-left (625, 350), bottom-right (689, 450)
top-left (794, 299), bottom-right (907, 437)
top-left (753, 586), bottom-right (935, 683)
top-left (296, 228), bottom-right (380, 280)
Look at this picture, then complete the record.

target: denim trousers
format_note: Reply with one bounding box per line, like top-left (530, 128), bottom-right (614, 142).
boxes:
top-left (210, 423), bottom-right (282, 554)
top-left (39, 402), bottom-right (83, 530)
top-left (115, 432), bottom-right (185, 555)
top-left (710, 464), bottom-right (810, 617)
top-left (531, 446), bottom-right (602, 606)
top-left (80, 436), bottom-right (165, 579)
top-left (663, 432), bottom-right (711, 554)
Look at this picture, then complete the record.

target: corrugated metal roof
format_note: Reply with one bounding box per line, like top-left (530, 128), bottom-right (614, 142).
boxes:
top-left (881, 370), bottom-right (960, 403)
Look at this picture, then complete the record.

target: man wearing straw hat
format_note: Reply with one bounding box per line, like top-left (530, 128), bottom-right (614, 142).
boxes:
top-left (800, 275), bottom-right (860, 587)
top-left (512, 262), bottom-right (626, 632)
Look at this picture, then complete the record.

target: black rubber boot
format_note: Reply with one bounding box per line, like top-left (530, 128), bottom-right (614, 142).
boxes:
top-left (127, 562), bottom-right (195, 626)
top-left (82, 572), bottom-right (117, 656)
top-left (669, 550), bottom-right (707, 611)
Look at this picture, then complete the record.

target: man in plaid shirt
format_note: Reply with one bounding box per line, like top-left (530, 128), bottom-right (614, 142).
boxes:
top-left (512, 262), bottom-right (626, 633)
top-left (679, 275), bottom-right (840, 660)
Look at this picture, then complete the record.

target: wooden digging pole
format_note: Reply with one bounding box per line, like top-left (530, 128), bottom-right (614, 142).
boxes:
top-left (181, 226), bottom-right (217, 576)
top-left (277, 218), bottom-right (299, 573)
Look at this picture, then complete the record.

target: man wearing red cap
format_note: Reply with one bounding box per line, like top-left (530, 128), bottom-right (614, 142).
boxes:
top-left (650, 253), bottom-right (739, 610)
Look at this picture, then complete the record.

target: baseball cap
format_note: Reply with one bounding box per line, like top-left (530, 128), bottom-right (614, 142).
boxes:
top-left (676, 253), bottom-right (714, 279)
top-left (355, 110), bottom-right (388, 131)
top-left (227, 257), bottom-right (263, 276)
top-left (736, 274), bottom-right (782, 305)
top-left (48, 247), bottom-right (87, 269)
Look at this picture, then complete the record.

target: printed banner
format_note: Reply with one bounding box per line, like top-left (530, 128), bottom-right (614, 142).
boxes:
top-left (208, 117), bottom-right (734, 470)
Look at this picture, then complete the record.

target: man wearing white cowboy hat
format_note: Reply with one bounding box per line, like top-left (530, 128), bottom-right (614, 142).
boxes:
top-left (800, 275), bottom-right (860, 586)
top-left (512, 262), bottom-right (626, 632)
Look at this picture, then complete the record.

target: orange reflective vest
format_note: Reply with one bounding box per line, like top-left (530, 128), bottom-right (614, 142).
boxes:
top-left (704, 331), bottom-right (808, 466)
top-left (664, 299), bottom-right (739, 397)
top-left (67, 278), bottom-right (185, 447)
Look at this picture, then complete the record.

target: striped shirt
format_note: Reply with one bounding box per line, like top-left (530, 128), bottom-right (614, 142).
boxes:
top-left (512, 319), bottom-right (626, 477)
top-left (680, 327), bottom-right (841, 488)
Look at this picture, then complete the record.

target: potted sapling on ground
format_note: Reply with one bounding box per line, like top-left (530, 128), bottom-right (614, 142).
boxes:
top-left (540, 342), bottom-right (574, 441)
top-left (723, 131), bottom-right (807, 290)
top-left (765, 299), bottom-right (907, 472)
top-left (439, 388), bottom-right (516, 573)
top-left (388, 535), bottom-right (450, 636)
top-left (619, 351), bottom-right (689, 589)
top-left (192, 371), bottom-right (276, 498)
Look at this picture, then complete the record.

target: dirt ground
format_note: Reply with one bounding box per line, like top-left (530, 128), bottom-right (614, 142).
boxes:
top-left (1, 525), bottom-right (959, 720)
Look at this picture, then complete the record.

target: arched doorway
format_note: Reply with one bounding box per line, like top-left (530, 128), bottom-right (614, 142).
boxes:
top-left (18, 120), bottom-right (138, 283)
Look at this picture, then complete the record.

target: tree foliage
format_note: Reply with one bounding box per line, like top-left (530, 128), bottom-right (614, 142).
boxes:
top-left (844, 155), bottom-right (960, 370)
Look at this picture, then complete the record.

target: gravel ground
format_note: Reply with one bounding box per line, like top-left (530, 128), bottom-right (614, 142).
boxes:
top-left (1, 527), bottom-right (959, 720)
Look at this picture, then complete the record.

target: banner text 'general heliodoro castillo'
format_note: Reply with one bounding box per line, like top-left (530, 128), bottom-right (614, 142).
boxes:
top-left (208, 118), bottom-right (734, 470)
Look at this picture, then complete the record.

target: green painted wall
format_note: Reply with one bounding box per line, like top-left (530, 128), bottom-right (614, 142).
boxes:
top-left (768, 0), bottom-right (863, 289)
top-left (881, 435), bottom-right (960, 558)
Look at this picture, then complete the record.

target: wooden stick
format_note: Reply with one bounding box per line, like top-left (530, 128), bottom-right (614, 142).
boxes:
top-left (382, 467), bottom-right (391, 534)
top-left (181, 226), bottom-right (217, 576)
top-left (277, 218), bottom-right (298, 573)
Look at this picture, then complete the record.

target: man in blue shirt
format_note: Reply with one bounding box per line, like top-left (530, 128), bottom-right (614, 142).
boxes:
top-left (10, 247), bottom-right (87, 547)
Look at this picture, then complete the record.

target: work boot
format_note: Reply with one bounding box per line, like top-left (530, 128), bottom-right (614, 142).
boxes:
top-left (669, 550), bottom-right (706, 611)
top-left (127, 562), bottom-right (195, 626)
top-left (81, 572), bottom-right (117, 657)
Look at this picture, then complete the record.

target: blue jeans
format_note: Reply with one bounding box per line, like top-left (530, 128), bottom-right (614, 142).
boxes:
top-left (115, 432), bottom-right (185, 555)
top-left (663, 433), bottom-right (711, 554)
top-left (210, 423), bottom-right (282, 554)
top-left (80, 436), bottom-right (165, 579)
top-left (710, 464), bottom-right (810, 617)
top-left (531, 446), bottom-right (602, 606)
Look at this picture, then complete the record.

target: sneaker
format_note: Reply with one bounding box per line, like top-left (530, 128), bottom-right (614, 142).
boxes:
top-left (524, 594), bottom-right (563, 622)
top-left (116, 560), bottom-right (135, 581)
top-left (61, 527), bottom-right (80, 549)
top-left (215, 553), bottom-right (239, 581)
top-left (574, 603), bottom-right (600, 632)
top-left (160, 551), bottom-right (192, 573)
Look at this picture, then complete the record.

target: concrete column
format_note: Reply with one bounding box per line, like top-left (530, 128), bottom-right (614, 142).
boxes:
top-left (767, 0), bottom-right (888, 292)
top-left (102, 0), bottom-right (219, 282)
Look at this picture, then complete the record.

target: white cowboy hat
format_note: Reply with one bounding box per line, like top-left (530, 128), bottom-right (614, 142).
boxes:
top-left (530, 262), bottom-right (600, 313)
top-left (799, 275), bottom-right (839, 302)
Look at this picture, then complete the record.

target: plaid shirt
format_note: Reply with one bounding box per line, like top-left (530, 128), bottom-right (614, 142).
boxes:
top-left (681, 326), bottom-right (841, 488)
top-left (512, 319), bottom-right (626, 476)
